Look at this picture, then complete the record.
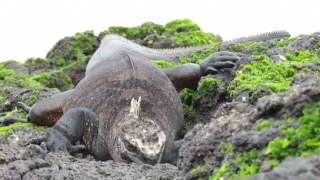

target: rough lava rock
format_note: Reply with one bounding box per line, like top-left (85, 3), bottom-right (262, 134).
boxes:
top-left (0, 128), bottom-right (180, 180)
top-left (178, 72), bottom-right (320, 179)
top-left (256, 73), bottom-right (320, 118)
top-left (178, 102), bottom-right (257, 174)
top-left (288, 32), bottom-right (320, 51)
top-left (244, 157), bottom-right (320, 180)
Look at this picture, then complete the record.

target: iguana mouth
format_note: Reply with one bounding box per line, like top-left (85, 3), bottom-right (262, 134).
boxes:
top-left (119, 116), bottom-right (166, 165)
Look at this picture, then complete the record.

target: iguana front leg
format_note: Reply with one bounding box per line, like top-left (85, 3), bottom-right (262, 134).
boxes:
top-left (28, 108), bottom-right (110, 159)
top-left (28, 89), bottom-right (74, 126)
top-left (164, 51), bottom-right (240, 91)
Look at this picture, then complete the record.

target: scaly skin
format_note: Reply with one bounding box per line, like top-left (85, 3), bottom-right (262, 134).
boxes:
top-left (5, 34), bottom-right (240, 164)
top-left (87, 31), bottom-right (290, 69)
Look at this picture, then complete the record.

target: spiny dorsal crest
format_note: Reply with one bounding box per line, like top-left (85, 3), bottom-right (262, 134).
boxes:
top-left (223, 30), bottom-right (290, 44)
top-left (130, 96), bottom-right (142, 120)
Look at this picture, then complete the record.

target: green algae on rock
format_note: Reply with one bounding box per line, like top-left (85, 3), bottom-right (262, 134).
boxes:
top-left (208, 101), bottom-right (320, 180)
top-left (227, 41), bottom-right (269, 55)
top-left (276, 37), bottom-right (297, 48)
top-left (265, 102), bottom-right (320, 160)
top-left (256, 119), bottom-right (273, 131)
top-left (178, 77), bottom-right (220, 130)
top-left (0, 64), bottom-right (44, 88)
top-left (0, 106), bottom-right (45, 136)
top-left (151, 60), bottom-right (176, 69)
top-left (46, 31), bottom-right (99, 67)
top-left (228, 51), bottom-right (319, 102)
top-left (99, 22), bottom-right (164, 42)
top-left (196, 77), bottom-right (219, 98)
top-left (178, 47), bottom-right (219, 64)
top-left (31, 71), bottom-right (73, 91)
top-left (99, 19), bottom-right (221, 49)
top-left (0, 122), bottom-right (44, 135)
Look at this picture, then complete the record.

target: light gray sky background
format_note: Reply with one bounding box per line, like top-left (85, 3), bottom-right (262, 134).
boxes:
top-left (0, 0), bottom-right (319, 62)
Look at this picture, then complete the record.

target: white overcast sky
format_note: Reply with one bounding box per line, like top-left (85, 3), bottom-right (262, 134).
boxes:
top-left (0, 0), bottom-right (319, 62)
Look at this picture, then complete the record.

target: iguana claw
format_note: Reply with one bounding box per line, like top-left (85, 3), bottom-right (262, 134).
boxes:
top-left (200, 51), bottom-right (240, 75)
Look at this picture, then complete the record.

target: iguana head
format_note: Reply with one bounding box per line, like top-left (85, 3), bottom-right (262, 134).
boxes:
top-left (114, 97), bottom-right (167, 164)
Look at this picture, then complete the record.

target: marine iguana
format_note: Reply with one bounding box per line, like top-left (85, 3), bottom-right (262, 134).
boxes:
top-left (1, 31), bottom-right (290, 164)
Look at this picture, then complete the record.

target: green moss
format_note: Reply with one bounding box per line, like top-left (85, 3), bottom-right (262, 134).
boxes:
top-left (228, 41), bottom-right (269, 55)
top-left (197, 77), bottom-right (219, 98)
top-left (99, 22), bottom-right (164, 41)
top-left (0, 89), bottom-right (8, 105)
top-left (264, 159), bottom-right (280, 169)
top-left (0, 64), bottom-right (44, 88)
top-left (256, 119), bottom-right (272, 131)
top-left (0, 122), bottom-right (44, 135)
top-left (71, 31), bottom-right (98, 57)
top-left (172, 31), bottom-right (220, 47)
top-left (179, 78), bottom-right (219, 130)
top-left (189, 164), bottom-right (210, 175)
top-left (0, 107), bottom-right (27, 119)
top-left (235, 51), bottom-right (318, 99)
top-left (0, 107), bottom-right (45, 135)
top-left (209, 163), bottom-right (233, 180)
top-left (210, 150), bottom-right (260, 179)
top-left (31, 71), bottom-right (72, 91)
top-left (0, 64), bottom-right (16, 80)
top-left (164, 19), bottom-right (201, 34)
top-left (56, 57), bottom-right (66, 67)
top-left (179, 89), bottom-right (196, 130)
top-left (209, 101), bottom-right (320, 179)
top-left (265, 102), bottom-right (320, 160)
top-left (178, 47), bottom-right (219, 64)
top-left (276, 37), bottom-right (296, 48)
top-left (47, 31), bottom-right (98, 67)
top-left (317, 39), bottom-right (320, 52)
top-left (235, 149), bottom-right (260, 177)
top-left (99, 19), bottom-right (221, 49)
top-left (219, 143), bottom-right (235, 154)
top-left (25, 57), bottom-right (47, 66)
top-left (182, 104), bottom-right (196, 130)
top-left (151, 60), bottom-right (176, 69)
top-left (285, 50), bottom-right (317, 64)
top-left (180, 88), bottom-right (196, 106)
top-left (27, 90), bottom-right (41, 106)
top-left (164, 19), bottom-right (221, 47)
top-left (228, 55), bottom-right (298, 101)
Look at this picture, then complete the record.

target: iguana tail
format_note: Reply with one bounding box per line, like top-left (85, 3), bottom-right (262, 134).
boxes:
top-left (222, 30), bottom-right (290, 45)
top-left (100, 31), bottom-right (290, 62)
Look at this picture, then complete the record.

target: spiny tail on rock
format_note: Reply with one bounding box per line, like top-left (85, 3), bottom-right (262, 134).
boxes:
top-left (222, 30), bottom-right (291, 45)
top-left (101, 31), bottom-right (290, 62)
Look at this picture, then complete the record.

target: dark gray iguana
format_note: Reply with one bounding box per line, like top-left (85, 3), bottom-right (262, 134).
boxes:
top-left (1, 31), bottom-right (290, 165)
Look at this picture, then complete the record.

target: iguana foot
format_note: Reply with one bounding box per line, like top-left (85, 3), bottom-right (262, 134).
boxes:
top-left (26, 128), bottom-right (72, 152)
top-left (26, 131), bottom-right (86, 155)
top-left (200, 51), bottom-right (240, 75)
